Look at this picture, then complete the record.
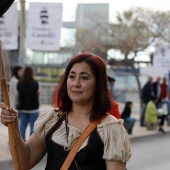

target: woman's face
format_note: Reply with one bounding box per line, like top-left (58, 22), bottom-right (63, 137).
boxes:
top-left (67, 62), bottom-right (96, 105)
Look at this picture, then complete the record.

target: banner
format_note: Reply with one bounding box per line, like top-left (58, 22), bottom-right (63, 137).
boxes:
top-left (153, 43), bottom-right (170, 70)
top-left (26, 3), bottom-right (62, 51)
top-left (0, 2), bottom-right (18, 50)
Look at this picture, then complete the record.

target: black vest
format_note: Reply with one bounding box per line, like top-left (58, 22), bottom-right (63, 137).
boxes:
top-left (45, 115), bottom-right (106, 170)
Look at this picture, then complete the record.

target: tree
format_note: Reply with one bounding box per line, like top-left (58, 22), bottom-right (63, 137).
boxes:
top-left (75, 8), bottom-right (170, 113)
top-left (76, 27), bottom-right (109, 61)
top-left (75, 12), bottom-right (111, 62)
top-left (155, 11), bottom-right (170, 43)
top-left (107, 8), bottom-right (170, 112)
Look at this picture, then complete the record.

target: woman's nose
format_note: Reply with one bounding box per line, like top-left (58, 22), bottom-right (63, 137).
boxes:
top-left (73, 80), bottom-right (81, 87)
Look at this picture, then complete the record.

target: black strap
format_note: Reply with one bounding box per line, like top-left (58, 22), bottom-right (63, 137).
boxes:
top-left (45, 112), bottom-right (65, 140)
top-left (60, 115), bottom-right (105, 170)
top-left (65, 113), bottom-right (81, 170)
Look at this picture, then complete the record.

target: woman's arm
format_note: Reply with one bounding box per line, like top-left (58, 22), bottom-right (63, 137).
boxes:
top-left (0, 103), bottom-right (46, 169)
top-left (19, 133), bottom-right (46, 169)
top-left (106, 160), bottom-right (126, 170)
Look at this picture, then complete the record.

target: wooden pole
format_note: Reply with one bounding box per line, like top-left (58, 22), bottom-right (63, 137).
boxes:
top-left (0, 42), bottom-right (21, 169)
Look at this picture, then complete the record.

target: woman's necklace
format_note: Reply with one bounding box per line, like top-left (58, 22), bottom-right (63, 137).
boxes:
top-left (64, 112), bottom-right (81, 170)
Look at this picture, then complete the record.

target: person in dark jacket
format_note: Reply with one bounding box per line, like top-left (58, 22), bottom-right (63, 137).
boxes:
top-left (121, 101), bottom-right (136, 134)
top-left (141, 76), bottom-right (154, 126)
top-left (17, 67), bottom-right (39, 141)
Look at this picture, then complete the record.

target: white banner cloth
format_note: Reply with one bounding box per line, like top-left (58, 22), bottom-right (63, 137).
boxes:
top-left (26, 3), bottom-right (62, 51)
top-left (153, 43), bottom-right (170, 69)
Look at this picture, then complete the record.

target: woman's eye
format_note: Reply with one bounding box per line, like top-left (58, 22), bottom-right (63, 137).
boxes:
top-left (81, 76), bottom-right (88, 80)
top-left (69, 75), bottom-right (75, 79)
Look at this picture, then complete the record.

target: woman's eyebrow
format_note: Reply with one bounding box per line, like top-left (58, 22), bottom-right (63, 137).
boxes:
top-left (69, 71), bottom-right (76, 74)
top-left (80, 72), bottom-right (90, 75)
top-left (69, 71), bottom-right (92, 76)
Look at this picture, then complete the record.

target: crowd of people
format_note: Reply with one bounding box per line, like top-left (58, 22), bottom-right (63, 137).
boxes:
top-left (107, 74), bottom-right (170, 135)
top-left (141, 76), bottom-right (170, 133)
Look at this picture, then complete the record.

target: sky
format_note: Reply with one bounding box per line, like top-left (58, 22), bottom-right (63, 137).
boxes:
top-left (25, 0), bottom-right (170, 21)
top-left (27, 0), bottom-right (170, 24)
top-left (28, 0), bottom-right (170, 12)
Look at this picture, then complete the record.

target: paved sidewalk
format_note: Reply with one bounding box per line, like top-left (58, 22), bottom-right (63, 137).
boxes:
top-left (1, 104), bottom-right (170, 164)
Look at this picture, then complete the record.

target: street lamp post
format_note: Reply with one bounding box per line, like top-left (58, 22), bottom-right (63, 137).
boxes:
top-left (18, 0), bottom-right (26, 66)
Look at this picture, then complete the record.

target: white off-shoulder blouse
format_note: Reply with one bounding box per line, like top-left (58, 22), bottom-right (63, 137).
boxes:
top-left (34, 109), bottom-right (132, 162)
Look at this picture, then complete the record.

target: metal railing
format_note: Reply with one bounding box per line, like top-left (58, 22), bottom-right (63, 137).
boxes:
top-left (38, 82), bottom-right (56, 104)
top-left (0, 82), bottom-right (56, 105)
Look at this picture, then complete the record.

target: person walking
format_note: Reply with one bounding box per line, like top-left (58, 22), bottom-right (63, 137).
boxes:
top-left (17, 66), bottom-right (39, 141)
top-left (0, 52), bottom-right (131, 170)
top-left (9, 66), bottom-right (24, 109)
top-left (121, 101), bottom-right (136, 134)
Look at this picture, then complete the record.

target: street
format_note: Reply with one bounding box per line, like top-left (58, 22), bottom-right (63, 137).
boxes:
top-left (127, 134), bottom-right (170, 170)
top-left (1, 134), bottom-right (170, 170)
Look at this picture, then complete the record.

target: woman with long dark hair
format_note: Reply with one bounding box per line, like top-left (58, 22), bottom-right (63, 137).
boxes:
top-left (17, 66), bottom-right (39, 141)
top-left (0, 53), bottom-right (131, 170)
top-left (121, 101), bottom-right (136, 134)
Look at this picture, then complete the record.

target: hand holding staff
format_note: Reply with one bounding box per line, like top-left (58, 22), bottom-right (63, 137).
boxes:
top-left (0, 41), bottom-right (20, 170)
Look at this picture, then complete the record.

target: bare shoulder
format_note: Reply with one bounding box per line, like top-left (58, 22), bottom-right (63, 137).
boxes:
top-left (101, 114), bottom-right (118, 123)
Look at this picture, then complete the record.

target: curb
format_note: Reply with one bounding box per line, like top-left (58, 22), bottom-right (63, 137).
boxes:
top-left (130, 130), bottom-right (170, 142)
